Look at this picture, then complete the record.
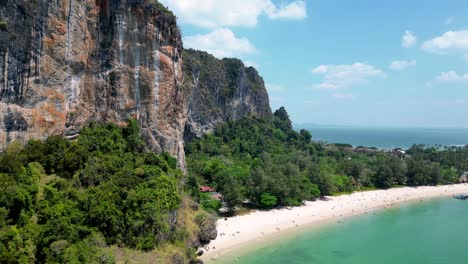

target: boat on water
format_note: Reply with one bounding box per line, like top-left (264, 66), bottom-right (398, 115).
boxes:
top-left (454, 194), bottom-right (468, 200)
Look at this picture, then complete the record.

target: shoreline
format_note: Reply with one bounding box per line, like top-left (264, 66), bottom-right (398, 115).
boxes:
top-left (200, 184), bottom-right (468, 262)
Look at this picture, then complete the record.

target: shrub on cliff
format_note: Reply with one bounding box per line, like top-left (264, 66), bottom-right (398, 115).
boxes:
top-left (0, 21), bottom-right (7, 31)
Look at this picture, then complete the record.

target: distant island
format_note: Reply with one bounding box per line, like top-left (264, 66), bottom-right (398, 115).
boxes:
top-left (294, 124), bottom-right (468, 150)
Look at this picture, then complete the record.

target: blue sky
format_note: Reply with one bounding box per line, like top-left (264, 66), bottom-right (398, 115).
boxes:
top-left (161, 0), bottom-right (468, 128)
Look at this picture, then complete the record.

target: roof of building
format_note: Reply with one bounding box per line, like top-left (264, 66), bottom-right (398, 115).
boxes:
top-left (199, 186), bottom-right (215, 192)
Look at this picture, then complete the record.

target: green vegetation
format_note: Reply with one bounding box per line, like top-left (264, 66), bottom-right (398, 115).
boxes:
top-left (186, 107), bottom-right (323, 210)
top-left (0, 20), bottom-right (7, 31)
top-left (0, 120), bottom-right (202, 263)
top-left (406, 144), bottom-right (468, 172)
top-left (0, 108), bottom-right (465, 263)
top-left (183, 49), bottom-right (265, 104)
top-left (186, 107), bottom-right (462, 213)
top-left (150, 1), bottom-right (175, 18)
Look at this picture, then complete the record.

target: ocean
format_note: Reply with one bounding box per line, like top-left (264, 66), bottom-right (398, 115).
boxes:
top-left (216, 198), bottom-right (468, 264)
top-left (294, 125), bottom-right (468, 149)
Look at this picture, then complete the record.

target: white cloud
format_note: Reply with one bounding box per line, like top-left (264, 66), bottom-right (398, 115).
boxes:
top-left (445, 17), bottom-right (455, 25)
top-left (183, 28), bottom-right (257, 58)
top-left (311, 62), bottom-right (386, 90)
top-left (244, 60), bottom-right (260, 69)
top-left (332, 93), bottom-right (354, 99)
top-left (159, 0), bottom-right (307, 28)
top-left (265, 1), bottom-right (307, 19)
top-left (435, 70), bottom-right (468, 83)
top-left (422, 30), bottom-right (468, 54)
top-left (266, 83), bottom-right (285, 92)
top-left (402, 30), bottom-right (417, 48)
top-left (389, 60), bottom-right (416, 71)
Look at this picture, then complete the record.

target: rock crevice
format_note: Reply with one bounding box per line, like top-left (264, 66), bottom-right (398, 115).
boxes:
top-left (0, 0), bottom-right (187, 168)
top-left (0, 2), bottom-right (272, 171)
top-left (183, 49), bottom-right (272, 140)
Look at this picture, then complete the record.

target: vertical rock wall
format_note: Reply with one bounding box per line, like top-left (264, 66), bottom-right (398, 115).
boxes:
top-left (183, 49), bottom-right (272, 140)
top-left (0, 0), bottom-right (188, 168)
top-left (0, 2), bottom-right (273, 170)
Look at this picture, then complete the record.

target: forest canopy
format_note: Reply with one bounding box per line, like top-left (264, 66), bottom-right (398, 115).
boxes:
top-left (0, 120), bottom-right (186, 263)
top-left (0, 110), bottom-right (466, 263)
top-left (186, 107), bottom-right (464, 211)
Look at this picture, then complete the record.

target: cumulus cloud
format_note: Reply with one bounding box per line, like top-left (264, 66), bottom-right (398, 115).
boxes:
top-left (402, 30), bottom-right (417, 48)
top-left (159, 0), bottom-right (307, 28)
top-left (311, 63), bottom-right (386, 90)
top-left (422, 30), bottom-right (468, 55)
top-left (244, 60), bottom-right (260, 69)
top-left (265, 1), bottom-right (307, 19)
top-left (183, 28), bottom-right (257, 58)
top-left (435, 70), bottom-right (468, 83)
top-left (389, 60), bottom-right (417, 71)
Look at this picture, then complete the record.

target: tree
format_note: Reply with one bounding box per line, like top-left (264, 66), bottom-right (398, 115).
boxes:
top-left (406, 158), bottom-right (433, 186)
top-left (0, 141), bottom-right (24, 174)
top-left (22, 140), bottom-right (46, 164)
top-left (375, 163), bottom-right (394, 189)
top-left (389, 157), bottom-right (406, 185)
top-left (0, 121), bottom-right (193, 262)
top-left (44, 135), bottom-right (70, 174)
top-left (260, 193), bottom-right (277, 208)
top-left (219, 175), bottom-right (242, 211)
top-left (124, 175), bottom-right (180, 250)
top-left (304, 162), bottom-right (336, 195)
top-left (441, 168), bottom-right (458, 184)
top-left (300, 129), bottom-right (312, 143)
top-left (429, 163), bottom-right (441, 185)
top-left (274, 107), bottom-right (290, 122)
top-left (273, 107), bottom-right (292, 130)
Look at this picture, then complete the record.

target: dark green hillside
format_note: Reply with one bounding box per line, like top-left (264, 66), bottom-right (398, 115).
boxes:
top-left (0, 109), bottom-right (464, 263)
top-left (186, 107), bottom-right (462, 212)
top-left (0, 120), bottom-right (210, 264)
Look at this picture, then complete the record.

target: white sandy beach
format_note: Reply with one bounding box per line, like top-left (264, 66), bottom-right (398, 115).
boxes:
top-left (201, 184), bottom-right (468, 262)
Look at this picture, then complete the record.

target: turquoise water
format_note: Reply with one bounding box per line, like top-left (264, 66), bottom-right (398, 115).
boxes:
top-left (294, 126), bottom-right (468, 149)
top-left (217, 198), bottom-right (468, 264)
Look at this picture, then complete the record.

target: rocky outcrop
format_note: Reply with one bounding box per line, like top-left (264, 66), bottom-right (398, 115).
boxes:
top-left (0, 1), bottom-right (273, 170)
top-left (194, 213), bottom-right (218, 246)
top-left (183, 49), bottom-right (272, 140)
top-left (0, 0), bottom-right (188, 168)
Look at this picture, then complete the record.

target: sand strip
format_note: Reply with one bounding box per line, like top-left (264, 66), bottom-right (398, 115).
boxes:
top-left (201, 184), bottom-right (468, 262)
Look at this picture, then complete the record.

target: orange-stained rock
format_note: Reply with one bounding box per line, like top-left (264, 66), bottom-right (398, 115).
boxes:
top-left (0, 0), bottom-right (188, 170)
top-left (0, 1), bottom-right (273, 172)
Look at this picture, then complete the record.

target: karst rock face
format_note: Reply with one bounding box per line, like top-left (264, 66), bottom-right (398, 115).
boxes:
top-left (0, 1), bottom-right (272, 170)
top-left (183, 49), bottom-right (272, 140)
top-left (0, 0), bottom-right (188, 167)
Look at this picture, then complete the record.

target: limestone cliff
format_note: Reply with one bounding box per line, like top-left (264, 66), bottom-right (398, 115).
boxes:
top-left (0, 0), bottom-right (187, 167)
top-left (183, 49), bottom-right (272, 140)
top-left (0, 1), bottom-right (273, 170)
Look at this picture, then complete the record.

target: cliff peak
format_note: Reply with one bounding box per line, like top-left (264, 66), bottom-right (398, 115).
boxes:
top-left (0, 1), bottom-right (272, 170)
top-left (183, 48), bottom-right (272, 140)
